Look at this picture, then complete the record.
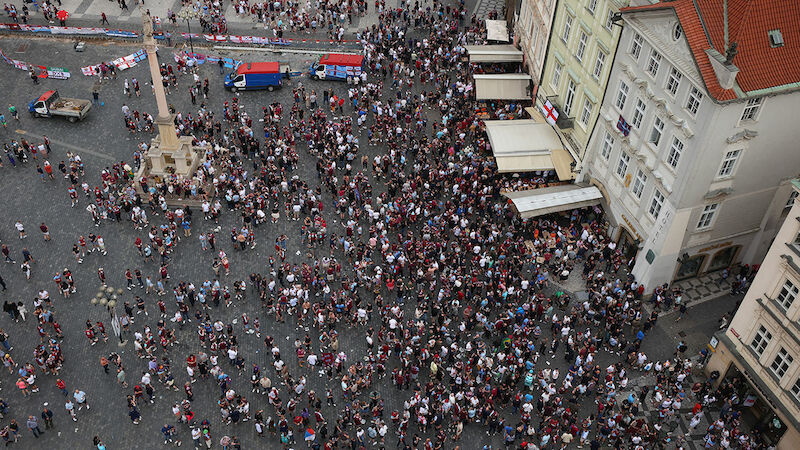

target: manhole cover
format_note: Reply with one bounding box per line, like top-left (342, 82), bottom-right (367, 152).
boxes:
top-left (15, 43), bottom-right (29, 53)
top-left (678, 331), bottom-right (687, 337)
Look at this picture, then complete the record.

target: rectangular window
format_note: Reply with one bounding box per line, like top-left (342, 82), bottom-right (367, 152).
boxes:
top-left (793, 378), bottom-right (800, 402)
top-left (696, 203), bottom-right (718, 229)
top-left (580, 98), bottom-right (593, 126)
top-left (717, 149), bottom-right (741, 178)
top-left (576, 32), bottom-right (588, 62)
top-left (649, 117), bottom-right (664, 146)
top-left (632, 99), bottom-right (646, 128)
top-left (552, 61), bottom-right (562, 88)
top-left (667, 136), bottom-right (684, 168)
top-left (587, 0), bottom-right (598, 15)
top-left (750, 325), bottom-right (772, 356)
top-left (666, 67), bottom-right (682, 96)
top-left (630, 33), bottom-right (643, 60)
top-left (786, 191), bottom-right (799, 209)
top-left (616, 152), bottom-right (630, 178)
top-left (615, 81), bottom-right (629, 110)
top-left (593, 50), bottom-right (607, 79)
top-left (564, 80), bottom-right (576, 116)
top-left (649, 189), bottom-right (665, 218)
top-left (771, 348), bottom-right (794, 379)
top-left (686, 87), bottom-right (703, 115)
top-left (741, 97), bottom-right (762, 121)
top-left (601, 132), bottom-right (614, 160)
top-left (605, 10), bottom-right (615, 31)
top-left (632, 170), bottom-right (647, 199)
top-left (562, 15), bottom-right (573, 43)
top-left (647, 50), bottom-right (662, 77)
top-left (777, 279), bottom-right (799, 310)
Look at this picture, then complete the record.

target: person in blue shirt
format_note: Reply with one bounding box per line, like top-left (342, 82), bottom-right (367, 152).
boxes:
top-left (162, 423), bottom-right (179, 445)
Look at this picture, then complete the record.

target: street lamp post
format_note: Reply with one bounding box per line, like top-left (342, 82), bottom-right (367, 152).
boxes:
top-left (176, 7), bottom-right (200, 55)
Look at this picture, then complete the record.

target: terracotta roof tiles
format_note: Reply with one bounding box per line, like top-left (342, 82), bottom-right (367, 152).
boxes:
top-left (622, 0), bottom-right (800, 101)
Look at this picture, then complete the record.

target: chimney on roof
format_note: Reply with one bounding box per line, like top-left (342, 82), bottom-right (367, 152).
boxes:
top-left (706, 47), bottom-right (740, 90)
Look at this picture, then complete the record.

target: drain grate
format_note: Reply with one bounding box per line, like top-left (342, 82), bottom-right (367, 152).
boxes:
top-left (15, 43), bottom-right (29, 53)
top-left (678, 331), bottom-right (687, 337)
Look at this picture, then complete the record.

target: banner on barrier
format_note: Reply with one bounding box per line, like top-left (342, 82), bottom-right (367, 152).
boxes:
top-left (47, 67), bottom-right (71, 79)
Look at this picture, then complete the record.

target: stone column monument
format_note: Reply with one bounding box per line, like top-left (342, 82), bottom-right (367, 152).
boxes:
top-left (135, 6), bottom-right (206, 196)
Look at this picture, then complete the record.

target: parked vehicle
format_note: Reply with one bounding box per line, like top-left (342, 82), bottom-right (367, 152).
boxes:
top-left (224, 62), bottom-right (289, 92)
top-left (28, 90), bottom-right (92, 122)
top-left (308, 53), bottom-right (364, 81)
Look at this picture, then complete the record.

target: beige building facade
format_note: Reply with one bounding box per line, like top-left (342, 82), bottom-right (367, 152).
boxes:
top-left (706, 180), bottom-right (800, 449)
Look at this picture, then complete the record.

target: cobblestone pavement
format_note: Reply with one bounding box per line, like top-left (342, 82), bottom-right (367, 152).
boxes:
top-left (0, 25), bottom-right (728, 450)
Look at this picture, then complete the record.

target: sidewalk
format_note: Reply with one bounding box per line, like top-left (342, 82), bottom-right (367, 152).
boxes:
top-left (673, 271), bottom-right (732, 305)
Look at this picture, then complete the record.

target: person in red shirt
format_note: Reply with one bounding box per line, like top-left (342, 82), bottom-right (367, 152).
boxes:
top-left (84, 325), bottom-right (98, 346)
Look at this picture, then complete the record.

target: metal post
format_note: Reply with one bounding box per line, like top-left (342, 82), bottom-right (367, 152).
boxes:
top-left (186, 18), bottom-right (194, 55)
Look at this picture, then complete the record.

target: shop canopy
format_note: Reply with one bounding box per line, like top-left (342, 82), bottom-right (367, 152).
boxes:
top-left (484, 119), bottom-right (575, 180)
top-left (485, 20), bottom-right (509, 42)
top-left (465, 45), bottom-right (523, 63)
top-left (474, 73), bottom-right (532, 100)
top-left (504, 185), bottom-right (603, 219)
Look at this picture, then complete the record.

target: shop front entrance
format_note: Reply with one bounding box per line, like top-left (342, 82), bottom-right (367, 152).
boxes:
top-left (617, 227), bottom-right (639, 261)
top-left (720, 364), bottom-right (788, 446)
top-left (707, 245), bottom-right (740, 272)
top-left (675, 254), bottom-right (706, 281)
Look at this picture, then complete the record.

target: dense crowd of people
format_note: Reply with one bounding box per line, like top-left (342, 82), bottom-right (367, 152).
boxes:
top-left (0, 0), bottom-right (770, 449)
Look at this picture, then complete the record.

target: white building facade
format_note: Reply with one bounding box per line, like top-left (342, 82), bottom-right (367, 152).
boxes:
top-left (514, 0), bottom-right (556, 85)
top-left (581, 3), bottom-right (800, 290)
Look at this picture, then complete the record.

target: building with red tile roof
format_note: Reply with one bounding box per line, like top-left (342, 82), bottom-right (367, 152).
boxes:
top-left (620, 0), bottom-right (800, 102)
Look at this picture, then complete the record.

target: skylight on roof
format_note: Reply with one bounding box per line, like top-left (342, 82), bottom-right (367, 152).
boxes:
top-left (769, 29), bottom-right (784, 48)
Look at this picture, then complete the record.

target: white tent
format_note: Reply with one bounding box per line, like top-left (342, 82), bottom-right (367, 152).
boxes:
top-left (484, 119), bottom-right (575, 180)
top-left (474, 73), bottom-right (532, 100)
top-left (504, 185), bottom-right (603, 219)
top-left (486, 19), bottom-right (509, 42)
top-left (465, 45), bottom-right (523, 63)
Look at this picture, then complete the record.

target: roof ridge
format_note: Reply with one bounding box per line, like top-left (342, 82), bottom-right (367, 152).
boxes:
top-left (726, 0), bottom-right (757, 52)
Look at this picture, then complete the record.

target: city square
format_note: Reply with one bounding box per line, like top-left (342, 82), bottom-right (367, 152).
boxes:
top-left (0, 0), bottom-right (797, 449)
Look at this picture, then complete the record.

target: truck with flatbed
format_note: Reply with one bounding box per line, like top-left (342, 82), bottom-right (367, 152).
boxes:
top-left (28, 90), bottom-right (92, 122)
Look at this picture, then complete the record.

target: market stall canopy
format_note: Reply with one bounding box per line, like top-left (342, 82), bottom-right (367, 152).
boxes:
top-left (484, 119), bottom-right (574, 180)
top-left (504, 185), bottom-right (603, 219)
top-left (485, 20), bottom-right (509, 42)
top-left (474, 74), bottom-right (532, 100)
top-left (465, 45), bottom-right (523, 63)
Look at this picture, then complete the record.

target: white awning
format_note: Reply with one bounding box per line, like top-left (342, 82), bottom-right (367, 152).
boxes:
top-left (484, 119), bottom-right (575, 180)
top-left (486, 20), bottom-right (509, 42)
top-left (474, 74), bottom-right (532, 100)
top-left (465, 45), bottom-right (523, 63)
top-left (504, 185), bottom-right (603, 219)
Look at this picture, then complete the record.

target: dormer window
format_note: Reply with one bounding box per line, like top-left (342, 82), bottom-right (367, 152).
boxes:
top-left (769, 29), bottom-right (784, 48)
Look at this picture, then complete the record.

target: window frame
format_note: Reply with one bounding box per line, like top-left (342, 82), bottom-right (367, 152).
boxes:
top-left (686, 86), bottom-right (704, 115)
top-left (666, 136), bottom-right (684, 169)
top-left (587, 0), bottom-right (598, 15)
top-left (777, 279), bottom-right (799, 310)
top-left (562, 15), bottom-right (574, 44)
top-left (649, 116), bottom-right (665, 146)
top-left (717, 149), bottom-right (741, 178)
top-left (740, 97), bottom-right (763, 122)
top-left (576, 31), bottom-right (588, 62)
top-left (750, 325), bottom-right (773, 356)
top-left (770, 347), bottom-right (794, 380)
top-left (666, 67), bottom-right (682, 96)
top-left (630, 33), bottom-right (643, 60)
top-left (615, 151), bottom-right (630, 179)
top-left (631, 98), bottom-right (646, 129)
top-left (551, 61), bottom-right (562, 89)
top-left (564, 79), bottom-right (577, 116)
top-left (601, 131), bottom-right (614, 160)
top-left (696, 203), bottom-right (718, 230)
top-left (605, 9), bottom-right (615, 31)
top-left (593, 49), bottom-right (607, 79)
top-left (632, 169), bottom-right (647, 199)
top-left (786, 191), bottom-right (799, 209)
top-left (580, 98), bottom-right (593, 126)
top-left (649, 189), bottom-right (665, 218)
top-left (615, 81), bottom-right (629, 111)
top-left (646, 49), bottom-right (662, 78)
